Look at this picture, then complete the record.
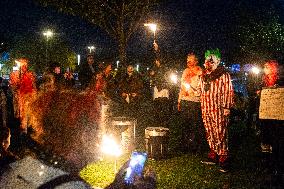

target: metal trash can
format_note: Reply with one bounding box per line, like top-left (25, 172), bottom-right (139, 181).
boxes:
top-left (111, 117), bottom-right (136, 152)
top-left (145, 127), bottom-right (169, 159)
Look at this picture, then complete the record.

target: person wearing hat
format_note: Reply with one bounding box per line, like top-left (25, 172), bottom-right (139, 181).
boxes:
top-left (200, 49), bottom-right (234, 172)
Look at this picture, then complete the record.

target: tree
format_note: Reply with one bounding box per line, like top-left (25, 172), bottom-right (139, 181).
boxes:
top-left (36, 0), bottom-right (158, 66)
top-left (5, 35), bottom-right (76, 74)
top-left (231, 2), bottom-right (284, 65)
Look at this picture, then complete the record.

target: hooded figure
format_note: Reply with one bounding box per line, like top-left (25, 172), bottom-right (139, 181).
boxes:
top-left (262, 60), bottom-right (279, 87)
top-left (9, 58), bottom-right (36, 132)
top-left (200, 49), bottom-right (234, 172)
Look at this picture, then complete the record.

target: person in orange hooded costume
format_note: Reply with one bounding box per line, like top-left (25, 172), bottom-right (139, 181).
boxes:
top-left (9, 58), bottom-right (36, 132)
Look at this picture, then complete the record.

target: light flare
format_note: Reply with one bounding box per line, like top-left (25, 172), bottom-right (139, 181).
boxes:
top-left (183, 83), bottom-right (191, 90)
top-left (251, 66), bottom-right (261, 75)
top-left (144, 23), bottom-right (157, 33)
top-left (101, 134), bottom-right (122, 157)
top-left (170, 73), bottom-right (178, 84)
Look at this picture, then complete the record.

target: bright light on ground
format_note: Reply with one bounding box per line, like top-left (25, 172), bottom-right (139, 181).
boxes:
top-left (101, 134), bottom-right (122, 157)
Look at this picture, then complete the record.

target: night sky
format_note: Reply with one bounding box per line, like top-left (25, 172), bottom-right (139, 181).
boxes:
top-left (1, 0), bottom-right (284, 65)
top-left (0, 0), bottom-right (109, 55)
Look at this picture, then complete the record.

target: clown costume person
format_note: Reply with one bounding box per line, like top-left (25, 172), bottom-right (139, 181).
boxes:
top-left (200, 49), bottom-right (234, 172)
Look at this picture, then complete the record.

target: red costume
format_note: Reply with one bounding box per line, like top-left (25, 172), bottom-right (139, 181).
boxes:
top-left (262, 60), bottom-right (279, 87)
top-left (200, 50), bottom-right (234, 168)
top-left (9, 59), bottom-right (36, 131)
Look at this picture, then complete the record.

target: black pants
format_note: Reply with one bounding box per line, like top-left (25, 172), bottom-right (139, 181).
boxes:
top-left (260, 119), bottom-right (275, 146)
top-left (271, 122), bottom-right (284, 174)
top-left (153, 97), bottom-right (171, 127)
top-left (180, 100), bottom-right (207, 152)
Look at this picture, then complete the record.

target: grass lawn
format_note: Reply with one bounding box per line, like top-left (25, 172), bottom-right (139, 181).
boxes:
top-left (80, 152), bottom-right (266, 189)
top-left (79, 117), bottom-right (269, 189)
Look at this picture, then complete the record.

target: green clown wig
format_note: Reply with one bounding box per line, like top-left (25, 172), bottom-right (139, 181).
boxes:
top-left (205, 48), bottom-right (221, 65)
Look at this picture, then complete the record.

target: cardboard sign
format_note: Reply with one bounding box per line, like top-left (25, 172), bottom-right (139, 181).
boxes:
top-left (259, 87), bottom-right (284, 120)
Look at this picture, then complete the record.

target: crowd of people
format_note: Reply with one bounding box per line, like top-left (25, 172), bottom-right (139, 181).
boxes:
top-left (0, 43), bottom-right (283, 186)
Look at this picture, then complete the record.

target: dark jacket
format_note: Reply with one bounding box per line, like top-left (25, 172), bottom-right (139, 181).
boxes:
top-left (151, 65), bottom-right (170, 91)
top-left (78, 62), bottom-right (97, 89)
top-left (118, 72), bottom-right (144, 101)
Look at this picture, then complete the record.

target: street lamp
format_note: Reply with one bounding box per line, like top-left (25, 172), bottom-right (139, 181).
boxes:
top-left (43, 30), bottom-right (54, 40)
top-left (77, 54), bottom-right (81, 65)
top-left (43, 30), bottom-right (54, 64)
top-left (87, 46), bottom-right (95, 54)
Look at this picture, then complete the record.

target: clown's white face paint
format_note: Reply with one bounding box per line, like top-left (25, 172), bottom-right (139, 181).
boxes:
top-left (204, 55), bottom-right (219, 73)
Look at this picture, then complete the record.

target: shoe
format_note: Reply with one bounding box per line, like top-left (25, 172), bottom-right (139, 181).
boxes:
top-left (201, 160), bottom-right (216, 165)
top-left (219, 166), bottom-right (229, 173)
top-left (201, 157), bottom-right (217, 165)
top-left (219, 160), bottom-right (230, 173)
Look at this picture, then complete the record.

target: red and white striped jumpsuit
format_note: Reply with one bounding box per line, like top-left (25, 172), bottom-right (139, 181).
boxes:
top-left (200, 69), bottom-right (234, 160)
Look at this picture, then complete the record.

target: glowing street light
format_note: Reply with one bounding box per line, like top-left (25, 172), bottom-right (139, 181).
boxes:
top-left (43, 30), bottom-right (54, 41)
top-left (77, 54), bottom-right (81, 65)
top-left (87, 46), bottom-right (95, 54)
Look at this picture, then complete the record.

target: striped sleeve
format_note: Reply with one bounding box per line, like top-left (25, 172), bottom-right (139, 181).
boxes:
top-left (222, 73), bottom-right (234, 109)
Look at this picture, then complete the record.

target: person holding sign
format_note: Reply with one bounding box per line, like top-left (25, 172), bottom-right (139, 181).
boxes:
top-left (259, 60), bottom-right (284, 184)
top-left (259, 60), bottom-right (279, 154)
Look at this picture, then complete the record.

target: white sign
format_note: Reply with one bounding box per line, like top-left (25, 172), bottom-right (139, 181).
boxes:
top-left (259, 87), bottom-right (284, 120)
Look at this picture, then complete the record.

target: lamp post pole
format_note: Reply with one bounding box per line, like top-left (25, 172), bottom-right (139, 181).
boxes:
top-left (43, 30), bottom-right (54, 64)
